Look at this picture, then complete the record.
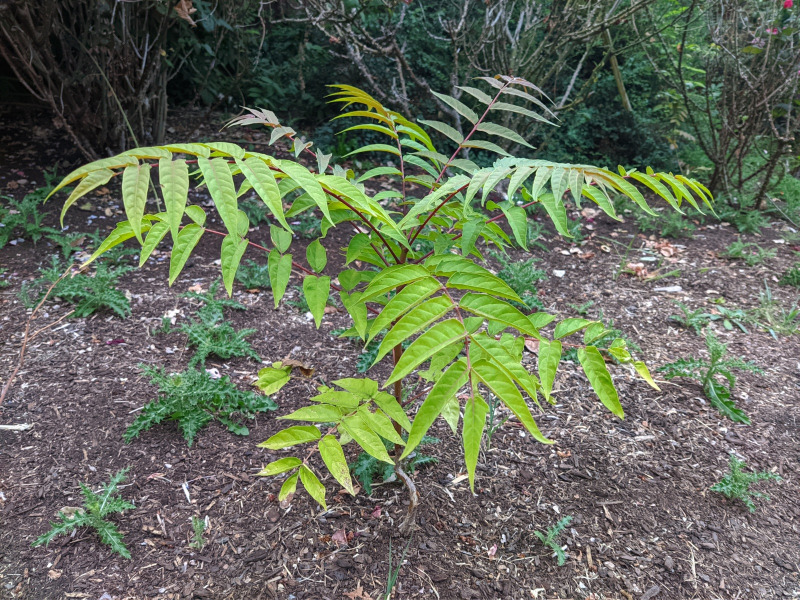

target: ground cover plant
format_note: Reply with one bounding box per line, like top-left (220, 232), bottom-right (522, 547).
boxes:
top-left (780, 262), bottom-right (800, 287)
top-left (534, 515), bottom-right (573, 566)
top-left (721, 240), bottom-right (776, 266)
top-left (19, 257), bottom-right (132, 318)
top-left (124, 365), bottom-right (278, 446)
top-left (711, 454), bottom-right (781, 513)
top-left (49, 75), bottom-right (713, 535)
top-left (31, 469), bottom-right (134, 559)
top-left (658, 331), bottom-right (762, 424)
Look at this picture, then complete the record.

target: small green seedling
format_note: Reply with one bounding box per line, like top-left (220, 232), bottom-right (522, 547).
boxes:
top-left (658, 331), bottom-right (762, 423)
top-left (0, 268), bottom-right (9, 288)
top-left (779, 262), bottom-right (800, 288)
top-left (189, 516), bottom-right (207, 549)
top-left (711, 454), bottom-right (781, 512)
top-left (32, 469), bottom-right (134, 558)
top-left (383, 535), bottom-right (413, 600)
top-left (484, 393), bottom-right (509, 451)
top-left (635, 207), bottom-right (696, 238)
top-left (236, 258), bottom-right (272, 290)
top-left (721, 240), bottom-right (776, 266)
top-left (125, 365), bottom-right (277, 446)
top-left (20, 257), bottom-right (132, 318)
top-left (534, 515), bottom-right (573, 566)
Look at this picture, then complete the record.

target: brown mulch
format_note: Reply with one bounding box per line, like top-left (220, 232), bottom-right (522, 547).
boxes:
top-left (1, 105), bottom-right (799, 600)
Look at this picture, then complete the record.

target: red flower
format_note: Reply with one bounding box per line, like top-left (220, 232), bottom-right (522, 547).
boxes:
top-left (785, 0), bottom-right (793, 8)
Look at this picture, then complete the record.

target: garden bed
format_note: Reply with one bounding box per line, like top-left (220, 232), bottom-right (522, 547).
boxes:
top-left (1, 106), bottom-right (799, 600)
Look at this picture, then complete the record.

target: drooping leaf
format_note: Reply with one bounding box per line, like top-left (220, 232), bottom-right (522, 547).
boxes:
top-left (197, 157), bottom-right (240, 236)
top-left (459, 293), bottom-right (541, 338)
top-left (577, 346), bottom-right (624, 418)
top-left (122, 163), bottom-right (151, 244)
top-left (279, 472), bottom-right (299, 502)
top-left (220, 234), bottom-right (249, 296)
top-left (255, 365), bottom-right (292, 395)
top-left (258, 426), bottom-right (322, 450)
top-left (303, 275), bottom-right (331, 328)
top-left (139, 221), bottom-right (170, 267)
top-left (169, 224), bottom-right (204, 285)
top-left (367, 278), bottom-right (442, 342)
top-left (236, 157), bottom-right (291, 231)
top-left (306, 239), bottom-right (327, 273)
top-left (318, 435), bottom-right (356, 495)
top-left (258, 457), bottom-right (302, 476)
top-left (402, 359), bottom-right (468, 459)
top-left (462, 391), bottom-right (488, 493)
top-left (340, 413), bottom-right (394, 464)
top-left (385, 319), bottom-right (467, 387)
top-left (268, 249), bottom-right (292, 307)
top-left (159, 158), bottom-right (189, 242)
top-left (537, 339), bottom-right (561, 403)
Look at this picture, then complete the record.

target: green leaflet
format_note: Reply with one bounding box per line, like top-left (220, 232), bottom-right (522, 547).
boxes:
top-left (402, 359), bottom-right (468, 459)
top-left (280, 404), bottom-right (343, 422)
top-left (359, 406), bottom-right (405, 445)
top-left (554, 318), bottom-right (593, 339)
top-left (431, 90), bottom-right (479, 124)
top-left (258, 457), bottom-right (302, 476)
top-left (419, 119), bottom-right (464, 144)
top-left (362, 264), bottom-right (433, 301)
top-left (371, 391), bottom-right (412, 432)
top-left (462, 392), bottom-right (488, 493)
top-left (340, 412), bottom-right (394, 464)
top-left (303, 275), bottom-right (331, 328)
top-left (469, 335), bottom-right (540, 405)
top-left (185, 205), bottom-right (206, 226)
top-left (236, 157), bottom-right (291, 231)
top-left (341, 291), bottom-right (368, 339)
top-left (368, 278), bottom-right (442, 342)
top-left (538, 192), bottom-right (570, 237)
top-left (139, 221), bottom-right (170, 267)
top-left (472, 359), bottom-right (550, 444)
top-left (385, 319), bottom-right (467, 387)
top-left (537, 339), bottom-right (561, 403)
top-left (318, 435), bottom-right (356, 495)
top-left (197, 157), bottom-right (240, 237)
top-left (270, 225), bottom-right (292, 254)
top-left (376, 296), bottom-right (454, 364)
top-left (255, 365), bottom-right (292, 395)
top-left (333, 377), bottom-right (378, 398)
top-left (278, 160), bottom-right (333, 225)
top-left (476, 122), bottom-right (533, 148)
top-left (459, 293), bottom-right (541, 338)
top-left (268, 250), bottom-right (292, 308)
top-left (50, 155), bottom-right (136, 200)
top-left (306, 239), bottom-right (327, 273)
top-left (121, 163), bottom-right (151, 244)
top-left (577, 346), bottom-right (624, 418)
top-left (159, 158), bottom-right (189, 242)
top-left (204, 141), bottom-right (246, 159)
top-left (460, 217), bottom-right (484, 258)
top-left (258, 425), bottom-right (321, 449)
top-left (279, 472), bottom-right (299, 502)
top-left (501, 203), bottom-right (528, 249)
top-left (61, 169), bottom-right (117, 227)
top-left (634, 361), bottom-right (660, 391)
top-left (447, 272), bottom-right (523, 304)
top-left (82, 220), bottom-right (145, 267)
top-left (299, 465), bottom-right (327, 510)
top-left (312, 389), bottom-right (361, 409)
top-left (169, 224), bottom-right (204, 285)
top-left (221, 234), bottom-right (249, 296)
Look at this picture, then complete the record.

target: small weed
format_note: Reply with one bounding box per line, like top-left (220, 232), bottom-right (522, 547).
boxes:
top-left (20, 257), bottom-right (132, 318)
top-left (779, 263), bottom-right (800, 288)
top-left (383, 536), bottom-right (413, 600)
top-left (292, 210), bottom-right (322, 239)
top-left (749, 283), bottom-right (800, 337)
top-left (0, 191), bottom-right (60, 249)
top-left (719, 207), bottom-right (768, 234)
top-left (235, 258), bottom-right (272, 290)
top-left (239, 197), bottom-right (272, 226)
top-left (721, 240), bottom-right (776, 266)
top-left (0, 268), bottom-right (9, 288)
top-left (563, 315), bottom-right (639, 362)
top-left (493, 252), bottom-right (547, 312)
top-left (568, 300), bottom-right (595, 317)
top-left (350, 435), bottom-right (438, 495)
top-left (711, 454), bottom-right (781, 512)
top-left (636, 208), bottom-right (696, 238)
top-left (534, 516), bottom-right (573, 566)
top-left (181, 278), bottom-right (246, 325)
top-left (567, 219), bottom-right (585, 243)
top-left (125, 365), bottom-right (277, 446)
top-left (526, 220), bottom-right (549, 251)
top-left (32, 469), bottom-right (134, 558)
top-left (189, 516), bottom-right (207, 549)
top-left (669, 302), bottom-right (711, 334)
top-left (177, 318), bottom-right (259, 367)
top-left (658, 330), bottom-right (762, 423)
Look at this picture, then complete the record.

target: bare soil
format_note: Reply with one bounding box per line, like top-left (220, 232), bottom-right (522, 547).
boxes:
top-left (1, 106), bottom-right (799, 600)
